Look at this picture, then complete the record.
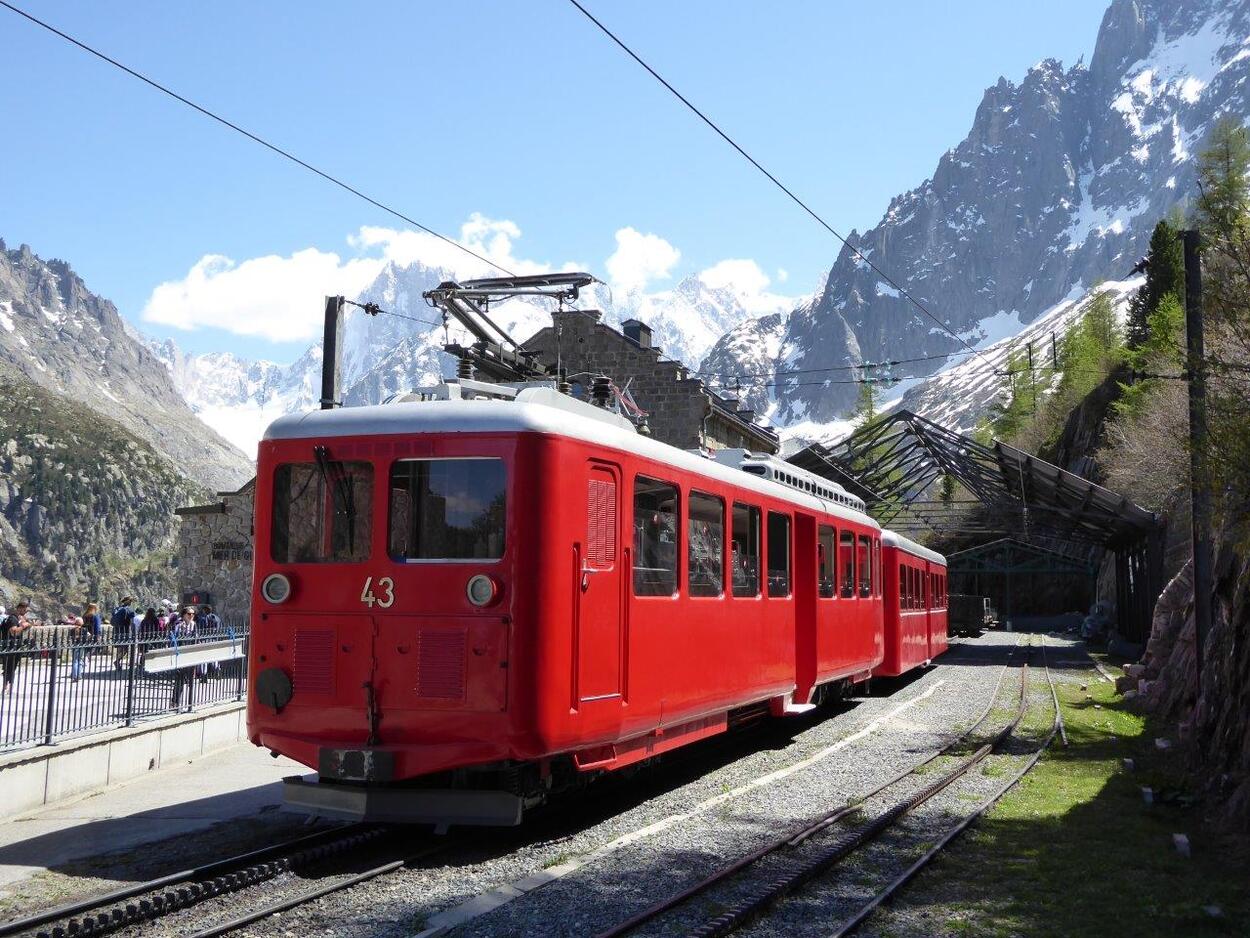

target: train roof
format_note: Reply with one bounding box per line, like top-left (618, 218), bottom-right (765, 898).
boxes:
top-left (881, 530), bottom-right (946, 566)
top-left (265, 385), bottom-right (878, 528)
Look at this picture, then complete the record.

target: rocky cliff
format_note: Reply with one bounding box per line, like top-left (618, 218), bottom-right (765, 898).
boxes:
top-left (0, 376), bottom-right (208, 613)
top-left (718, 0), bottom-right (1250, 429)
top-left (0, 241), bottom-right (252, 490)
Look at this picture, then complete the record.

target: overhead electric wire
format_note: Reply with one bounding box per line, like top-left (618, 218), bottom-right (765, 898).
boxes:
top-left (566, 0), bottom-right (995, 369)
top-left (696, 348), bottom-right (984, 381)
top-left (342, 298), bottom-right (444, 329)
top-left (0, 0), bottom-right (514, 278)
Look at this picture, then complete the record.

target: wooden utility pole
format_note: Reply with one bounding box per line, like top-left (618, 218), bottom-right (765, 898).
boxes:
top-left (1182, 230), bottom-right (1212, 697)
top-left (321, 295), bottom-right (345, 410)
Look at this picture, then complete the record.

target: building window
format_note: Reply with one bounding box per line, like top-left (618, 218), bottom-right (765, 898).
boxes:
top-left (818, 525), bottom-right (836, 598)
top-left (731, 503), bottom-right (761, 597)
top-left (634, 477), bottom-right (679, 596)
top-left (767, 512), bottom-right (791, 597)
top-left (688, 491), bottom-right (725, 597)
top-left (271, 461), bottom-right (372, 564)
top-left (388, 459), bottom-right (506, 560)
top-left (840, 530), bottom-right (855, 598)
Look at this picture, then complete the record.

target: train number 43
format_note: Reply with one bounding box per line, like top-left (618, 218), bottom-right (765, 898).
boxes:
top-left (360, 576), bottom-right (395, 609)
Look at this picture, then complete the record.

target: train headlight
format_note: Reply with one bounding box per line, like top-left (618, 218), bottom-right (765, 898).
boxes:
top-left (261, 573), bottom-right (292, 605)
top-left (466, 574), bottom-right (498, 607)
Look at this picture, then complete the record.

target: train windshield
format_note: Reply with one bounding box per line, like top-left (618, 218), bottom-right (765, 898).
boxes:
top-left (388, 458), bottom-right (506, 560)
top-left (270, 461), bottom-right (373, 563)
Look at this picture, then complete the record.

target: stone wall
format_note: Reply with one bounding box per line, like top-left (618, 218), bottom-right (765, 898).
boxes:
top-left (175, 483), bottom-right (254, 623)
top-left (523, 310), bottom-right (777, 454)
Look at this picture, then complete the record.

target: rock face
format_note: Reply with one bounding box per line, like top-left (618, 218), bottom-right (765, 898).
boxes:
top-left (0, 241), bottom-right (251, 491)
top-left (719, 0), bottom-right (1250, 428)
top-left (0, 376), bottom-right (209, 613)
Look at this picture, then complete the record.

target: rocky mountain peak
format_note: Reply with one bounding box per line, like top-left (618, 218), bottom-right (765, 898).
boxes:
top-left (714, 0), bottom-right (1250, 432)
top-left (0, 241), bottom-right (251, 490)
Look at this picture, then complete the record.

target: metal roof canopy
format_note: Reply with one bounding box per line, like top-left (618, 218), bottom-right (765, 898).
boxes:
top-left (787, 410), bottom-right (1159, 549)
top-left (788, 410), bottom-right (1165, 640)
top-left (946, 538), bottom-right (1095, 576)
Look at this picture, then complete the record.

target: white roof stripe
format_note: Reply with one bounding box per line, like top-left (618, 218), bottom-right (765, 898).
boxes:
top-left (265, 399), bottom-right (879, 528)
top-left (882, 530), bottom-right (947, 565)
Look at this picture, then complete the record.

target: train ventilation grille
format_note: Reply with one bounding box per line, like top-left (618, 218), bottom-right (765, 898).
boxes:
top-left (416, 629), bottom-right (467, 700)
top-left (294, 628), bottom-right (336, 695)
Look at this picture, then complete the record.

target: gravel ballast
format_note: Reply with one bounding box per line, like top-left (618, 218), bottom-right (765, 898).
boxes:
top-left (256, 631), bottom-right (1025, 938)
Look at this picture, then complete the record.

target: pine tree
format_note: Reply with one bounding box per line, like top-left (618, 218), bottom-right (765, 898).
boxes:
top-left (853, 376), bottom-right (879, 426)
top-left (1196, 118), bottom-right (1250, 248)
top-left (1126, 219), bottom-right (1185, 349)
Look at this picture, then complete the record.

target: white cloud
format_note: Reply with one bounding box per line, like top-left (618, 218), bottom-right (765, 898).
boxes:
top-left (698, 258), bottom-right (796, 315)
top-left (141, 215), bottom-right (793, 345)
top-left (351, 213), bottom-right (560, 279)
top-left (142, 214), bottom-right (562, 342)
top-left (605, 227), bottom-right (681, 292)
top-left (142, 248), bottom-right (383, 343)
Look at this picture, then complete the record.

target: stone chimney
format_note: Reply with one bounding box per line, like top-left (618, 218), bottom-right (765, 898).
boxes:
top-left (622, 318), bottom-right (652, 349)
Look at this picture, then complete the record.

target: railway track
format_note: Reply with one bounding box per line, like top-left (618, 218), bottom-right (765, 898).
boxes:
top-left (596, 634), bottom-right (1055, 938)
top-left (0, 823), bottom-right (407, 938)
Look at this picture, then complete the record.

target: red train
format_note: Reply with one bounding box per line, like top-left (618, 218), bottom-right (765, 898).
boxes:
top-left (246, 379), bottom-right (947, 825)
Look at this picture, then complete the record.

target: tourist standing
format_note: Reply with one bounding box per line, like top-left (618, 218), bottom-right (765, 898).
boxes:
top-left (170, 607), bottom-right (198, 708)
top-left (0, 601), bottom-right (35, 693)
top-left (111, 596), bottom-right (135, 670)
top-left (72, 602), bottom-right (102, 682)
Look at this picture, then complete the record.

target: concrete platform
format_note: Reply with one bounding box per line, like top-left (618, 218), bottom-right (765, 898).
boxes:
top-left (0, 742), bottom-right (302, 895)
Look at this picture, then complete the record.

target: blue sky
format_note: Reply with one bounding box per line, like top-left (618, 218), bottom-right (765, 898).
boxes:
top-left (1, 0), bottom-right (1108, 362)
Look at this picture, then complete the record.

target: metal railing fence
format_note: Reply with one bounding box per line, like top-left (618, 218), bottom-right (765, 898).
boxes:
top-left (0, 621), bottom-right (249, 751)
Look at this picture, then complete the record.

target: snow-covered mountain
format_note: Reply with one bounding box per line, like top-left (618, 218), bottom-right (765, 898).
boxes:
top-left (712, 0), bottom-right (1250, 433)
top-left (158, 259), bottom-right (782, 452)
top-left (159, 0), bottom-right (1249, 452)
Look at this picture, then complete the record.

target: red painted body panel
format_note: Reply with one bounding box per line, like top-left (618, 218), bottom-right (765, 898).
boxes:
top-left (874, 543), bottom-right (948, 678)
top-left (247, 424), bottom-right (925, 786)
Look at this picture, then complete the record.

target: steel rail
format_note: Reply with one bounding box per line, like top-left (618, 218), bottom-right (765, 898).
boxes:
top-left (0, 823), bottom-right (367, 938)
top-left (18, 826), bottom-right (387, 938)
top-left (596, 636), bottom-right (1032, 938)
top-left (829, 633), bottom-right (1065, 936)
top-left (188, 842), bottom-right (451, 938)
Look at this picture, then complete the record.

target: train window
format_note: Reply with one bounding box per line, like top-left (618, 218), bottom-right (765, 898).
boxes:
top-left (634, 477), bottom-right (679, 596)
top-left (731, 503), bottom-right (761, 597)
top-left (839, 530), bottom-right (855, 598)
top-left (271, 461), bottom-right (373, 564)
top-left (817, 525), bottom-right (836, 598)
top-left (899, 564), bottom-right (908, 608)
top-left (858, 535), bottom-right (872, 598)
top-left (388, 458), bottom-right (505, 560)
top-left (874, 538), bottom-right (882, 596)
top-left (688, 492), bottom-right (725, 597)
top-left (767, 512), bottom-right (791, 597)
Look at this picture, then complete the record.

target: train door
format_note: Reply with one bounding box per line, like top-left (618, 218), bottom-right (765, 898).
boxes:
top-left (577, 461), bottom-right (624, 703)
top-left (793, 513), bottom-right (817, 704)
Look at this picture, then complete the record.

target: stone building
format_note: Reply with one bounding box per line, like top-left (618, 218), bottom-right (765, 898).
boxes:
top-left (173, 478), bottom-right (254, 622)
top-left (521, 310), bottom-right (778, 454)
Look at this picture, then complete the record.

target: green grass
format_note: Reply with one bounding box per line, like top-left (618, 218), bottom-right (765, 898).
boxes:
top-left (877, 675), bottom-right (1249, 937)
